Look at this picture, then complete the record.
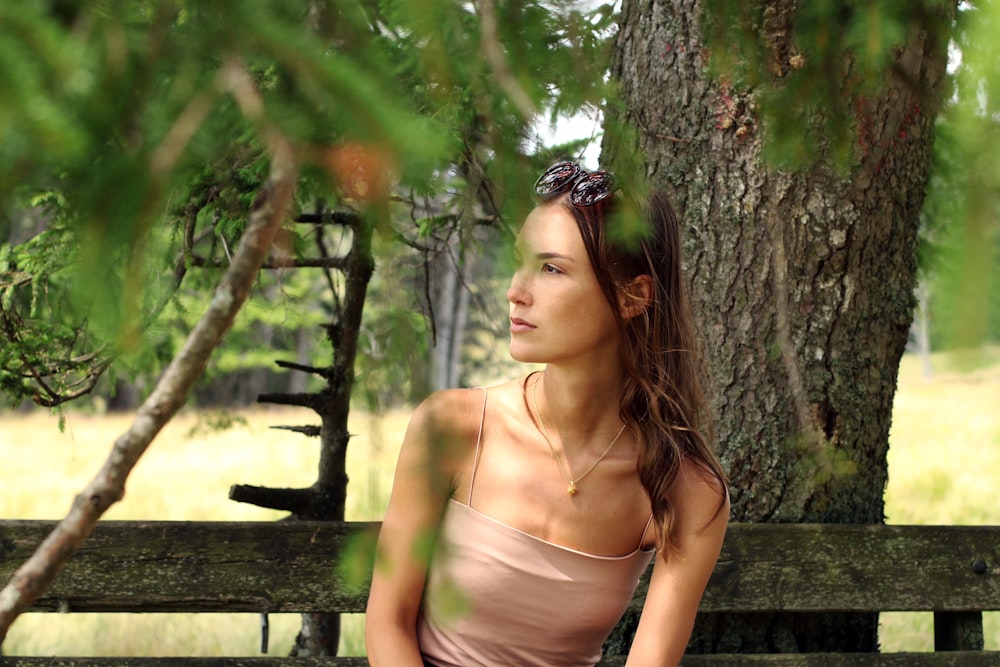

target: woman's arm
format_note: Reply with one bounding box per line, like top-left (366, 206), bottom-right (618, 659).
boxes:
top-left (625, 461), bottom-right (730, 667)
top-left (365, 389), bottom-right (477, 666)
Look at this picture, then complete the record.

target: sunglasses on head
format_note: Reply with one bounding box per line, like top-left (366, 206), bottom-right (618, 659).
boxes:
top-left (534, 161), bottom-right (616, 207)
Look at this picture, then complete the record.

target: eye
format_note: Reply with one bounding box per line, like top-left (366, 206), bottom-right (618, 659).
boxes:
top-left (541, 263), bottom-right (562, 275)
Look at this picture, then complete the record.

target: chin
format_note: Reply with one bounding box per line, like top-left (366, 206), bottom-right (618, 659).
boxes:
top-left (508, 341), bottom-right (541, 364)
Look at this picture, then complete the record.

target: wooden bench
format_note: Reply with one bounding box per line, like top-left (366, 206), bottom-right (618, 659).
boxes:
top-left (1, 520), bottom-right (998, 665)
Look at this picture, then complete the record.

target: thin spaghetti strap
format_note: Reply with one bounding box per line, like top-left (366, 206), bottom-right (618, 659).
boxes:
top-left (637, 513), bottom-right (655, 551)
top-left (467, 387), bottom-right (488, 506)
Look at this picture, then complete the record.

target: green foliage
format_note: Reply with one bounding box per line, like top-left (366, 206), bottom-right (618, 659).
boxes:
top-left (185, 410), bottom-right (249, 437)
top-left (0, 0), bottom-right (618, 408)
top-left (0, 198), bottom-right (112, 405)
top-left (919, 1), bottom-right (1000, 349)
top-left (702, 0), bottom-right (954, 169)
top-left (922, 119), bottom-right (1000, 350)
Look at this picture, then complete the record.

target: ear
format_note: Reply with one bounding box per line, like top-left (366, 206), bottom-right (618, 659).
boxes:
top-left (617, 275), bottom-right (653, 319)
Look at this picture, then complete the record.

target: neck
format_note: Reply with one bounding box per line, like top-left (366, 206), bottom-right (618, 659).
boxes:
top-left (532, 366), bottom-right (627, 455)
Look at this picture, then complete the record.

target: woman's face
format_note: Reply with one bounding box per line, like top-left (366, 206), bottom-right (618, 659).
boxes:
top-left (507, 203), bottom-right (620, 366)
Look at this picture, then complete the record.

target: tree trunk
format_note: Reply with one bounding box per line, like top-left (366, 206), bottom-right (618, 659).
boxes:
top-left (429, 235), bottom-right (474, 391)
top-left (605, 0), bottom-right (951, 654)
top-left (231, 208), bottom-right (375, 656)
top-left (288, 327), bottom-right (313, 394)
top-left (914, 279), bottom-right (934, 378)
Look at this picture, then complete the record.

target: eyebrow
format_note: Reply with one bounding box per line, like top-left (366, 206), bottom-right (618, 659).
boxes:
top-left (536, 251), bottom-right (575, 262)
top-left (513, 245), bottom-right (576, 263)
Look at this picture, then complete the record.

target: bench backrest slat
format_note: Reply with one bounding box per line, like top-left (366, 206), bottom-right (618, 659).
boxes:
top-left (696, 523), bottom-right (1000, 613)
top-left (0, 520), bottom-right (378, 614)
top-left (1, 521), bottom-right (998, 615)
top-left (659, 652), bottom-right (1000, 666)
top-left (4, 652), bottom-right (1000, 667)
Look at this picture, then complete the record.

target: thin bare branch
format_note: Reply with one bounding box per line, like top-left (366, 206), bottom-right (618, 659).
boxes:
top-left (269, 424), bottom-right (322, 437)
top-left (228, 485), bottom-right (313, 514)
top-left (150, 83), bottom-right (220, 177)
top-left (274, 359), bottom-right (328, 376)
top-left (0, 101), bottom-right (298, 644)
top-left (476, 0), bottom-right (537, 122)
top-left (189, 255), bottom-right (350, 271)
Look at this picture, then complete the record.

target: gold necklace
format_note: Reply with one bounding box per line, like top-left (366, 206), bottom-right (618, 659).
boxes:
top-left (531, 373), bottom-right (627, 495)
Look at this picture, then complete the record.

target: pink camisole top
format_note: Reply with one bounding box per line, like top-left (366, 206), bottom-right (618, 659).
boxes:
top-left (416, 388), bottom-right (655, 667)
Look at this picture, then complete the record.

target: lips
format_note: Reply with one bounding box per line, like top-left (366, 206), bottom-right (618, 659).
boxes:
top-left (510, 316), bottom-right (535, 333)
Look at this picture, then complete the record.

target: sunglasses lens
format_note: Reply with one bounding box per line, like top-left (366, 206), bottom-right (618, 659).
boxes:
top-left (534, 161), bottom-right (582, 196)
top-left (570, 172), bottom-right (615, 207)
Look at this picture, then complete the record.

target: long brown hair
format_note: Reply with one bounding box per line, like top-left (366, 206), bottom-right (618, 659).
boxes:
top-left (547, 187), bottom-right (728, 555)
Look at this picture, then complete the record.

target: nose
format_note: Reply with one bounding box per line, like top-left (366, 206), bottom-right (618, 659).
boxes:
top-left (507, 269), bottom-right (530, 306)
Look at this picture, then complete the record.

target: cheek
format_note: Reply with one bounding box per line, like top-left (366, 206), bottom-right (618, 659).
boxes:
top-left (566, 290), bottom-right (618, 331)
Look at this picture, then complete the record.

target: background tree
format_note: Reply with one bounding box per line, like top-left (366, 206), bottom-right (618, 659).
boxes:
top-left (920, 2), bottom-right (1000, 357)
top-left (604, 0), bottom-right (958, 654)
top-left (0, 0), bottom-right (617, 655)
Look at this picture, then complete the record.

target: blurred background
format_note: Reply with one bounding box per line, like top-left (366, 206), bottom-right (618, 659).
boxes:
top-left (1, 0), bottom-right (997, 658)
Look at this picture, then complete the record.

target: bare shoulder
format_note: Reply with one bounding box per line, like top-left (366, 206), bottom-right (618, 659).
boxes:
top-left (672, 456), bottom-right (728, 500)
top-left (406, 387), bottom-right (488, 457)
top-left (667, 456), bottom-right (730, 536)
top-left (411, 387), bottom-right (487, 434)
top-left (402, 378), bottom-right (526, 480)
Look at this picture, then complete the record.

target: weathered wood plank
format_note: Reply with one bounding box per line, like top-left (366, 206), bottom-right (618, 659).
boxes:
top-left (677, 653), bottom-right (1000, 666)
top-left (0, 521), bottom-right (379, 614)
top-left (0, 661), bottom-right (365, 667)
top-left (2, 652), bottom-right (1000, 666)
top-left (3, 521), bottom-right (999, 664)
top-left (678, 653), bottom-right (1000, 666)
top-left (690, 523), bottom-right (1000, 613)
top-left (2, 522), bottom-right (998, 614)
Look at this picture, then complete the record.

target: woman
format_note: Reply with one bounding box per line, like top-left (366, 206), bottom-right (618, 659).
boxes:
top-left (366, 162), bottom-right (729, 666)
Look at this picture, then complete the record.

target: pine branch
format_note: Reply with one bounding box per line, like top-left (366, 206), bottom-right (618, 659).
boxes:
top-left (476, 0), bottom-right (536, 122)
top-left (0, 76), bottom-right (298, 641)
top-left (0, 306), bottom-right (111, 407)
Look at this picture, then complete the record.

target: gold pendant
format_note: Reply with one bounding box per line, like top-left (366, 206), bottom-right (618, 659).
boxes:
top-left (567, 481), bottom-right (578, 495)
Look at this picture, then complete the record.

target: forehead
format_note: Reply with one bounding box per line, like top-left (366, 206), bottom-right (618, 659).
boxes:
top-left (515, 204), bottom-right (584, 254)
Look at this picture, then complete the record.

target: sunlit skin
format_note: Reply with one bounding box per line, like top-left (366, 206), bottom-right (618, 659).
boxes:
top-left (365, 201), bottom-right (729, 667)
top-left (508, 203), bottom-right (622, 372)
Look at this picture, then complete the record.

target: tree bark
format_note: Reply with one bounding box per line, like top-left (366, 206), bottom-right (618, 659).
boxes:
top-left (429, 233), bottom-right (474, 391)
top-left (235, 207), bottom-right (375, 656)
top-left (606, 0), bottom-right (951, 654)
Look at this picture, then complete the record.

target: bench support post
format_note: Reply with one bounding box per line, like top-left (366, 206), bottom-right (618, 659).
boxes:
top-left (933, 611), bottom-right (984, 651)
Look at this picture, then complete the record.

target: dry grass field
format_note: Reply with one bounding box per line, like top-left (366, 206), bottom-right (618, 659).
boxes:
top-left (1, 349), bottom-right (998, 656)
top-left (1, 405), bottom-right (410, 656)
top-left (879, 349), bottom-right (1000, 650)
